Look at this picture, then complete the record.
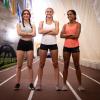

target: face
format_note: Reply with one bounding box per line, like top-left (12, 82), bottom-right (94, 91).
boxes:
top-left (45, 8), bottom-right (54, 18)
top-left (67, 11), bottom-right (76, 21)
top-left (23, 10), bottom-right (30, 20)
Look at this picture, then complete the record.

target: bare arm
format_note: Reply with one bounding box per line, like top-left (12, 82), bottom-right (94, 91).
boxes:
top-left (17, 23), bottom-right (36, 37)
top-left (16, 23), bottom-right (27, 36)
top-left (60, 23), bottom-right (81, 39)
top-left (38, 21), bottom-right (52, 34)
top-left (27, 24), bottom-right (36, 37)
top-left (69, 23), bottom-right (81, 39)
top-left (47, 21), bottom-right (59, 35)
top-left (60, 24), bottom-right (71, 39)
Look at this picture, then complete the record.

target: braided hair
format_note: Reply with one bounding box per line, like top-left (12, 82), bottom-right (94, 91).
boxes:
top-left (21, 9), bottom-right (32, 28)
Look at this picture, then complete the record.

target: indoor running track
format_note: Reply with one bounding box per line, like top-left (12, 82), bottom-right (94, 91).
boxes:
top-left (0, 58), bottom-right (100, 100)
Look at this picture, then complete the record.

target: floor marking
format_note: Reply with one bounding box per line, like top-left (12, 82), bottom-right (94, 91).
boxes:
top-left (27, 76), bottom-right (38, 100)
top-left (59, 61), bottom-right (100, 86)
top-left (0, 59), bottom-right (39, 86)
top-left (60, 72), bottom-right (82, 100)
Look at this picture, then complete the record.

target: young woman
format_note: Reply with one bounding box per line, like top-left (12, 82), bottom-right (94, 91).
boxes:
top-left (60, 10), bottom-right (84, 91)
top-left (37, 7), bottom-right (60, 91)
top-left (14, 9), bottom-right (36, 90)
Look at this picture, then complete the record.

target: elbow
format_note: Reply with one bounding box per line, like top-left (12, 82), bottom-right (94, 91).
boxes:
top-left (32, 33), bottom-right (36, 37)
top-left (60, 34), bottom-right (63, 38)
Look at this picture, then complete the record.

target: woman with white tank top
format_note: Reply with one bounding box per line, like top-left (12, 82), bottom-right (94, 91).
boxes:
top-left (36, 8), bottom-right (60, 91)
top-left (14, 9), bottom-right (36, 90)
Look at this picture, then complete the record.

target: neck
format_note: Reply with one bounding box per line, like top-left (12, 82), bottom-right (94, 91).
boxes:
top-left (69, 20), bottom-right (76, 24)
top-left (46, 17), bottom-right (53, 22)
top-left (24, 20), bottom-right (29, 23)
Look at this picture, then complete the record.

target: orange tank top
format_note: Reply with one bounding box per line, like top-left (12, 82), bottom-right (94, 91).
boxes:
top-left (64, 23), bottom-right (79, 48)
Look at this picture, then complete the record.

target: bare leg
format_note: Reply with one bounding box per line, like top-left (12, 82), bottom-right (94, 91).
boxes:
top-left (63, 52), bottom-right (71, 85)
top-left (72, 52), bottom-right (81, 86)
top-left (26, 50), bottom-right (34, 83)
top-left (37, 49), bottom-right (47, 88)
top-left (50, 49), bottom-right (59, 87)
top-left (16, 50), bottom-right (24, 84)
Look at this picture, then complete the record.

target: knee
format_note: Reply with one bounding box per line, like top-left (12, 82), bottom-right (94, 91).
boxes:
top-left (17, 65), bottom-right (22, 70)
top-left (27, 64), bottom-right (32, 69)
top-left (64, 60), bottom-right (69, 65)
top-left (74, 65), bottom-right (80, 70)
top-left (39, 62), bottom-right (45, 69)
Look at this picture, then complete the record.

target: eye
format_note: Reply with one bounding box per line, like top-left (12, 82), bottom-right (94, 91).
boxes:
top-left (47, 11), bottom-right (52, 13)
top-left (23, 13), bottom-right (29, 15)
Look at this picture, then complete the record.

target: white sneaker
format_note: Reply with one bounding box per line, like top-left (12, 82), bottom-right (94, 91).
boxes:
top-left (36, 85), bottom-right (42, 91)
top-left (62, 85), bottom-right (69, 91)
top-left (78, 86), bottom-right (85, 91)
top-left (56, 86), bottom-right (61, 91)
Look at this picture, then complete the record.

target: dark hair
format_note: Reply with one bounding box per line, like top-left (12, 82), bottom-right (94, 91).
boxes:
top-left (21, 9), bottom-right (32, 28)
top-left (67, 9), bottom-right (76, 20)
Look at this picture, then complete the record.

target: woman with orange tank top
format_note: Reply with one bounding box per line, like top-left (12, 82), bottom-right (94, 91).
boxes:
top-left (60, 10), bottom-right (85, 91)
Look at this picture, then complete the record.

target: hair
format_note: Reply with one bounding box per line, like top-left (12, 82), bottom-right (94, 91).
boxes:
top-left (45, 7), bottom-right (54, 22)
top-left (46, 7), bottom-right (54, 13)
top-left (67, 9), bottom-right (76, 20)
top-left (21, 9), bottom-right (32, 28)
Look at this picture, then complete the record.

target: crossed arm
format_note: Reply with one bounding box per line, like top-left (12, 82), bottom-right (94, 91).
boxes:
top-left (17, 23), bottom-right (36, 37)
top-left (60, 23), bottom-right (81, 39)
top-left (38, 21), bottom-right (59, 35)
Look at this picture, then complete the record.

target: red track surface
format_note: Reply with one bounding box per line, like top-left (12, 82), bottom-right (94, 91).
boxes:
top-left (0, 58), bottom-right (100, 100)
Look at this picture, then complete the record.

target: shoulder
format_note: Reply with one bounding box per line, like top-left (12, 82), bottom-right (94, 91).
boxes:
top-left (62, 24), bottom-right (68, 29)
top-left (53, 20), bottom-right (59, 24)
top-left (31, 22), bottom-right (35, 26)
top-left (76, 22), bottom-right (81, 26)
top-left (17, 22), bottom-right (22, 26)
top-left (16, 22), bottom-right (22, 28)
top-left (39, 21), bottom-right (44, 24)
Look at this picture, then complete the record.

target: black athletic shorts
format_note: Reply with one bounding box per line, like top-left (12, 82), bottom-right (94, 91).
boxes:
top-left (17, 39), bottom-right (33, 51)
top-left (40, 44), bottom-right (58, 51)
top-left (63, 46), bottom-right (80, 53)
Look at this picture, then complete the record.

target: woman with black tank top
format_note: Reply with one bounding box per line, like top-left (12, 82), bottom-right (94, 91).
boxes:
top-left (14, 9), bottom-right (36, 90)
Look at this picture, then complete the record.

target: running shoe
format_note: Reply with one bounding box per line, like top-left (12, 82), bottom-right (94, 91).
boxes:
top-left (28, 83), bottom-right (35, 90)
top-left (56, 86), bottom-right (61, 91)
top-left (78, 86), bottom-right (85, 91)
top-left (62, 85), bottom-right (69, 91)
top-left (14, 83), bottom-right (20, 90)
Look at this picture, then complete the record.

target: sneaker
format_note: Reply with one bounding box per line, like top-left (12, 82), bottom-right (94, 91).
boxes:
top-left (62, 85), bottom-right (69, 91)
top-left (28, 83), bottom-right (35, 90)
top-left (78, 86), bottom-right (85, 91)
top-left (36, 85), bottom-right (42, 91)
top-left (14, 83), bottom-right (20, 90)
top-left (56, 86), bottom-right (61, 91)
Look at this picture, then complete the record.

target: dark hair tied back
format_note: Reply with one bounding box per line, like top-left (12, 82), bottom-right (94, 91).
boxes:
top-left (21, 9), bottom-right (32, 28)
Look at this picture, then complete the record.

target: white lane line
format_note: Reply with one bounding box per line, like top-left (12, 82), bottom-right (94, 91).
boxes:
top-left (49, 59), bottom-right (82, 100)
top-left (0, 67), bottom-right (26, 86)
top-left (71, 67), bottom-right (100, 86)
top-left (59, 61), bottom-right (100, 86)
top-left (0, 62), bottom-right (26, 73)
top-left (59, 72), bottom-right (82, 100)
top-left (0, 58), bottom-right (39, 86)
top-left (0, 65), bottom-right (16, 73)
top-left (27, 76), bottom-right (38, 100)
top-left (0, 58), bottom-right (39, 73)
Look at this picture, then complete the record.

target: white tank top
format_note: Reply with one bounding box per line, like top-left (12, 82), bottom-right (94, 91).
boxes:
top-left (41, 21), bottom-right (57, 45)
top-left (19, 22), bottom-right (32, 33)
top-left (19, 23), bottom-right (33, 41)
